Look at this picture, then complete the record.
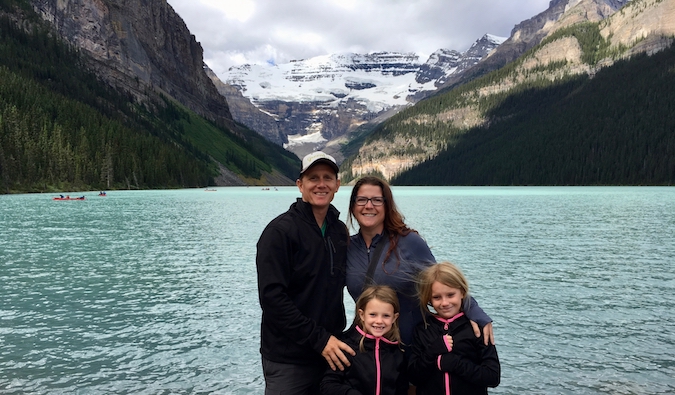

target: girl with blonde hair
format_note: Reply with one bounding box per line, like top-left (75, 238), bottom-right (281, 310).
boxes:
top-left (409, 262), bottom-right (500, 395)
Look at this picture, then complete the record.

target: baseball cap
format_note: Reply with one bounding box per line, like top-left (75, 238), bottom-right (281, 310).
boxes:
top-left (299, 151), bottom-right (339, 176)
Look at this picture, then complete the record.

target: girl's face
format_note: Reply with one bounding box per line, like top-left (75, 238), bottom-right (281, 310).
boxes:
top-left (358, 298), bottom-right (399, 338)
top-left (352, 184), bottom-right (386, 235)
top-left (430, 281), bottom-right (464, 319)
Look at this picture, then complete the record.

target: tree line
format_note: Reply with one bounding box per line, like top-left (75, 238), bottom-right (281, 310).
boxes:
top-left (342, 16), bottom-right (675, 186)
top-left (392, 44), bottom-right (675, 185)
top-left (0, 5), bottom-right (299, 193)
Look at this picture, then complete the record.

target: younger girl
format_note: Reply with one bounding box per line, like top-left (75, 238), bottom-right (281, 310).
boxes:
top-left (409, 262), bottom-right (500, 395)
top-left (321, 285), bottom-right (408, 395)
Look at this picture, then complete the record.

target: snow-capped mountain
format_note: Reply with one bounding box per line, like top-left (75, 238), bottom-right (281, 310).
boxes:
top-left (416, 34), bottom-right (506, 85)
top-left (217, 34), bottom-right (506, 159)
top-left (226, 52), bottom-right (426, 112)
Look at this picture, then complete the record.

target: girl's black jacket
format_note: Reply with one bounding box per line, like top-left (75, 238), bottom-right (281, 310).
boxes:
top-left (256, 198), bottom-right (349, 365)
top-left (408, 312), bottom-right (500, 395)
top-left (321, 325), bottom-right (408, 395)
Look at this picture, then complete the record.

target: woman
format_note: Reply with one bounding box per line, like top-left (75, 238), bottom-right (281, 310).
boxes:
top-left (346, 176), bottom-right (494, 347)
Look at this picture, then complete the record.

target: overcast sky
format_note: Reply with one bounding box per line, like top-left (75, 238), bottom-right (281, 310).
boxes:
top-left (166, 0), bottom-right (551, 77)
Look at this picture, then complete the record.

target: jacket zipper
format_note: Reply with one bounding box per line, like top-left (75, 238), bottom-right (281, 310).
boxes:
top-left (356, 326), bottom-right (400, 395)
top-left (326, 235), bottom-right (336, 275)
top-left (375, 337), bottom-right (381, 395)
top-left (436, 315), bottom-right (463, 395)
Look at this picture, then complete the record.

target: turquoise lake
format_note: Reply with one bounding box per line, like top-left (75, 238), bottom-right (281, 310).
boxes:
top-left (1, 186), bottom-right (674, 394)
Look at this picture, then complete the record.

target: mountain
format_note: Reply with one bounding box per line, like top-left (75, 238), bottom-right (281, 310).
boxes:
top-left (217, 35), bottom-right (505, 160)
top-left (32, 0), bottom-right (301, 185)
top-left (31, 0), bottom-right (235, 129)
top-left (392, 42), bottom-right (675, 186)
top-left (438, 0), bottom-right (631, 91)
top-left (345, 0), bottom-right (675, 184)
top-left (206, 66), bottom-right (286, 146)
top-left (0, 0), bottom-right (299, 192)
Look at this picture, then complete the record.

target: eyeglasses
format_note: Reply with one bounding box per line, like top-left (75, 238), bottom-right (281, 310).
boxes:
top-left (354, 196), bottom-right (385, 206)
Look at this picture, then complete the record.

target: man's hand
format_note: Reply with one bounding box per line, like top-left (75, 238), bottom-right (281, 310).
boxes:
top-left (321, 335), bottom-right (356, 371)
top-left (470, 321), bottom-right (495, 346)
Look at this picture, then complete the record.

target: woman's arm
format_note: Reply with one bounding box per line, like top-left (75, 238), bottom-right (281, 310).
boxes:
top-left (465, 296), bottom-right (494, 345)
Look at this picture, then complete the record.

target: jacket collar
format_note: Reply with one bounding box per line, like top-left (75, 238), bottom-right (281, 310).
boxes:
top-left (293, 198), bottom-right (340, 225)
top-left (357, 230), bottom-right (387, 247)
top-left (433, 312), bottom-right (465, 325)
top-left (355, 325), bottom-right (399, 345)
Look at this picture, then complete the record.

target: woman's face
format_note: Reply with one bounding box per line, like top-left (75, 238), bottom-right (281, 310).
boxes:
top-left (352, 184), bottom-right (386, 234)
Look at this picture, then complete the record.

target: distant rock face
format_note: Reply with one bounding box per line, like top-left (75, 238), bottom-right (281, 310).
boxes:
top-left (415, 49), bottom-right (462, 84)
top-left (600, 0), bottom-right (675, 55)
top-left (217, 36), bottom-right (504, 158)
top-left (30, 0), bottom-right (234, 128)
top-left (205, 66), bottom-right (285, 145)
top-left (439, 0), bottom-right (630, 90)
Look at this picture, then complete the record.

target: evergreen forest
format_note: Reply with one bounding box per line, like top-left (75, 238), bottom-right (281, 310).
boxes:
top-left (392, 43), bottom-right (675, 185)
top-left (0, 1), bottom-right (298, 194)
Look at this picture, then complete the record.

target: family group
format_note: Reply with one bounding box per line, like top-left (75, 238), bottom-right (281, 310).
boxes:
top-left (256, 151), bottom-right (501, 395)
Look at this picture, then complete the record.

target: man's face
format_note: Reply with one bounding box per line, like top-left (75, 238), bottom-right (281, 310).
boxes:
top-left (296, 163), bottom-right (340, 209)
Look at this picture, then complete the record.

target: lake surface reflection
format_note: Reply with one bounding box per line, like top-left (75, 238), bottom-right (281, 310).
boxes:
top-left (1, 187), bottom-right (674, 394)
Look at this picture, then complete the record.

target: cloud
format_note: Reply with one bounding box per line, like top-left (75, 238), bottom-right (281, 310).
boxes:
top-left (167, 0), bottom-right (550, 77)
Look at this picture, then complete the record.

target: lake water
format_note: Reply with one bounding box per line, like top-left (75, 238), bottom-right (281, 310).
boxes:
top-left (1, 186), bottom-right (674, 394)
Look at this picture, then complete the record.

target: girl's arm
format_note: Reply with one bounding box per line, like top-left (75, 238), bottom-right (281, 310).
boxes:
top-left (407, 328), bottom-right (447, 386)
top-left (320, 365), bottom-right (363, 395)
top-left (437, 343), bottom-right (500, 388)
top-left (395, 353), bottom-right (410, 395)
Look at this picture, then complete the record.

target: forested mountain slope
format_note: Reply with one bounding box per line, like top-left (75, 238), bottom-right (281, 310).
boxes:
top-left (343, 0), bottom-right (675, 184)
top-left (0, 0), bottom-right (298, 193)
top-left (392, 44), bottom-right (675, 185)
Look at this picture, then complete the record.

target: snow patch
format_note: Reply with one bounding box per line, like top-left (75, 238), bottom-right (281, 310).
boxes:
top-left (283, 130), bottom-right (328, 149)
top-left (485, 34), bottom-right (508, 45)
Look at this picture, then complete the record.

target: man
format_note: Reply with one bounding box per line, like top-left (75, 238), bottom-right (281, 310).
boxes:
top-left (256, 151), bottom-right (356, 395)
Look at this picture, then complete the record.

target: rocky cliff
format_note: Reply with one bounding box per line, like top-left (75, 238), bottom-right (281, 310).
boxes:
top-left (600, 0), bottom-right (675, 56)
top-left (205, 66), bottom-right (285, 145)
top-left (30, 0), bottom-right (234, 129)
top-left (439, 0), bottom-right (630, 91)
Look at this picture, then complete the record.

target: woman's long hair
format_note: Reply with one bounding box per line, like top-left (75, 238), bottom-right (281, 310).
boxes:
top-left (348, 176), bottom-right (418, 272)
top-left (353, 285), bottom-right (402, 350)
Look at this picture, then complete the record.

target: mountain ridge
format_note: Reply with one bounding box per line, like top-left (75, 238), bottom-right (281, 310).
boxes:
top-left (30, 0), bottom-right (236, 130)
top-left (0, 0), bottom-right (300, 190)
top-left (345, 0), bottom-right (675, 182)
top-left (216, 34), bottom-right (505, 160)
